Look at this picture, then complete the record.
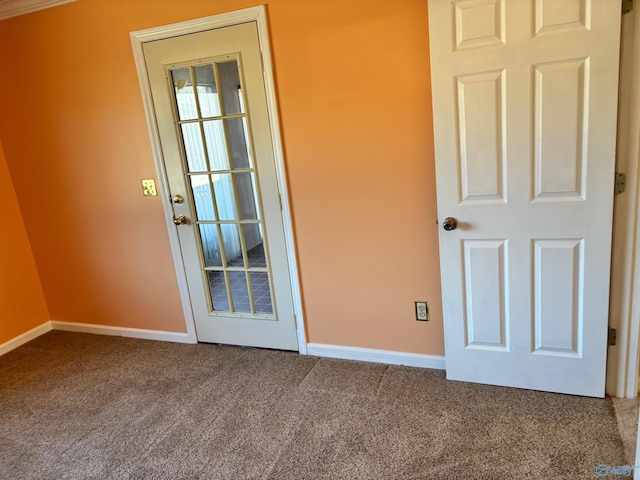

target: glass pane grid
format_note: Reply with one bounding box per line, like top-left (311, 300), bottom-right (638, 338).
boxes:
top-left (175, 109), bottom-right (247, 125)
top-left (177, 113), bottom-right (246, 125)
top-left (205, 267), bottom-right (268, 272)
top-left (171, 59), bottom-right (274, 318)
top-left (205, 242), bottom-right (274, 316)
top-left (194, 64), bottom-right (221, 117)
top-left (208, 271), bottom-right (229, 312)
top-left (191, 176), bottom-right (215, 221)
top-left (194, 217), bottom-right (260, 224)
top-left (203, 121), bottom-right (230, 170)
top-left (218, 60), bottom-right (245, 116)
top-left (250, 271), bottom-right (273, 314)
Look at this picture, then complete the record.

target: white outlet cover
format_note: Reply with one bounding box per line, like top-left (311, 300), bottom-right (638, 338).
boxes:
top-left (415, 301), bottom-right (429, 321)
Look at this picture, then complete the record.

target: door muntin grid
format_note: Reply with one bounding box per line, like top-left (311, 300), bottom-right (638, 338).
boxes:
top-left (169, 56), bottom-right (275, 318)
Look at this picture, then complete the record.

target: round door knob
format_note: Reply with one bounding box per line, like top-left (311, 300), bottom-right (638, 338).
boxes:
top-left (442, 217), bottom-right (458, 231)
top-left (173, 215), bottom-right (188, 225)
top-left (172, 194), bottom-right (184, 204)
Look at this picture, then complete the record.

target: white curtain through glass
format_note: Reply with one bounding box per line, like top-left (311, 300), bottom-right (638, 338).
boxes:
top-left (176, 85), bottom-right (242, 264)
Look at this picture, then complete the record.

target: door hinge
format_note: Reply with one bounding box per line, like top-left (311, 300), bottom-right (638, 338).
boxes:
top-left (260, 51), bottom-right (265, 72)
top-left (615, 173), bottom-right (626, 194)
top-left (278, 193), bottom-right (283, 211)
top-left (623, 0), bottom-right (633, 14)
top-left (608, 327), bottom-right (618, 346)
top-left (293, 314), bottom-right (298, 329)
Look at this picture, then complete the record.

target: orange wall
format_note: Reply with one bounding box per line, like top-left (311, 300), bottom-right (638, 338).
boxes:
top-left (0, 0), bottom-right (443, 355)
top-left (0, 140), bottom-right (49, 345)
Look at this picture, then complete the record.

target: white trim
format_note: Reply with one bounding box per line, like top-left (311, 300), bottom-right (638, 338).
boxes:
top-left (0, 0), bottom-right (75, 20)
top-left (50, 321), bottom-right (194, 344)
top-left (0, 321), bottom-right (198, 357)
top-left (1, 325), bottom-right (444, 372)
top-left (129, 20), bottom-right (202, 346)
top-left (0, 322), bottom-right (52, 356)
top-left (625, 6), bottom-right (640, 400)
top-left (609, 7), bottom-right (640, 398)
top-left (254, 8), bottom-right (308, 354)
top-left (129, 6), bottom-right (308, 353)
top-left (307, 343), bottom-right (446, 370)
top-left (635, 408), bottom-right (640, 473)
top-left (129, 6), bottom-right (262, 43)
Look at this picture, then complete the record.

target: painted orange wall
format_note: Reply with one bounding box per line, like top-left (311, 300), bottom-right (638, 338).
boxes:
top-left (0, 140), bottom-right (49, 345)
top-left (0, 0), bottom-right (443, 355)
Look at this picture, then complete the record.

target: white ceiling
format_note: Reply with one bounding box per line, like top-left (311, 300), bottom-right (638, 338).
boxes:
top-left (0, 0), bottom-right (76, 21)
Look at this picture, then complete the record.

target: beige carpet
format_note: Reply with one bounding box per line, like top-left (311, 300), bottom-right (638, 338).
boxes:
top-left (0, 331), bottom-right (628, 479)
top-left (613, 397), bottom-right (640, 464)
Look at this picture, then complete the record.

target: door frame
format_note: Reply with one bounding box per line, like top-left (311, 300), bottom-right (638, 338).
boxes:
top-left (610, 5), bottom-right (640, 398)
top-left (129, 6), bottom-right (308, 354)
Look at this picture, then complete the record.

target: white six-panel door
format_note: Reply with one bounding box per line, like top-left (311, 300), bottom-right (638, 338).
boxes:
top-left (429, 0), bottom-right (621, 396)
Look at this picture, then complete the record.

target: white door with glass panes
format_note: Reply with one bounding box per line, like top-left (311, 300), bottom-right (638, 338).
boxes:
top-left (143, 22), bottom-right (298, 350)
top-left (429, 0), bottom-right (621, 397)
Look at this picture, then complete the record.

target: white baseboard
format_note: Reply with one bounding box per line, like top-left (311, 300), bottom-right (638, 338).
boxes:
top-left (0, 320), bottom-right (196, 358)
top-left (1, 325), bottom-right (443, 370)
top-left (50, 321), bottom-right (196, 344)
top-left (306, 343), bottom-right (446, 370)
top-left (0, 322), bottom-right (53, 356)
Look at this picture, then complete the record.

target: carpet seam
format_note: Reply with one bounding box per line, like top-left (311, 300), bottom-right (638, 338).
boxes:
top-left (298, 357), bottom-right (320, 386)
top-left (374, 365), bottom-right (389, 396)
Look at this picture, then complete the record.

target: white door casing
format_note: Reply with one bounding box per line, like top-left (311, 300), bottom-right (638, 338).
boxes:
top-left (131, 8), bottom-right (306, 352)
top-left (610, 5), bottom-right (640, 398)
top-left (429, 0), bottom-right (621, 396)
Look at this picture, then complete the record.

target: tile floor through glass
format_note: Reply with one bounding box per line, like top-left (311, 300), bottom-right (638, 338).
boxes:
top-left (207, 243), bottom-right (273, 314)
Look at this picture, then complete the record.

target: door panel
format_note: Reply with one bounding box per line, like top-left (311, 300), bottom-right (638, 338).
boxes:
top-left (429, 0), bottom-right (620, 396)
top-left (533, 239), bottom-right (582, 356)
top-left (143, 23), bottom-right (298, 350)
top-left (457, 69), bottom-right (506, 203)
top-left (533, 59), bottom-right (587, 200)
top-left (463, 239), bottom-right (507, 350)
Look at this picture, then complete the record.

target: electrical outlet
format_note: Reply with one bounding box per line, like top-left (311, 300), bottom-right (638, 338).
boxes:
top-left (415, 301), bottom-right (429, 321)
top-left (141, 178), bottom-right (158, 196)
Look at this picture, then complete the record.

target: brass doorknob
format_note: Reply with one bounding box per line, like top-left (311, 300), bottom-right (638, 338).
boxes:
top-left (173, 215), bottom-right (188, 225)
top-left (172, 195), bottom-right (184, 204)
top-left (442, 217), bottom-right (458, 231)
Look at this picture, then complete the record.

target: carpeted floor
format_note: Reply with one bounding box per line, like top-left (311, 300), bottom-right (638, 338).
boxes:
top-left (612, 397), bottom-right (640, 465)
top-left (0, 331), bottom-right (629, 479)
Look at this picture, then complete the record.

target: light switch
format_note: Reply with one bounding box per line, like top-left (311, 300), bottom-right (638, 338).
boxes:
top-left (141, 179), bottom-right (157, 196)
